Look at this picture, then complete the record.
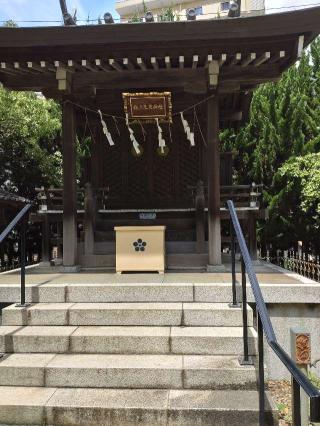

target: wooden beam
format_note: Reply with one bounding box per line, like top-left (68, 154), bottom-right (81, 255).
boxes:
top-left (40, 61), bottom-right (55, 72)
top-left (123, 57), bottom-right (135, 70)
top-left (297, 35), bottom-right (304, 58)
top-left (54, 60), bottom-right (66, 68)
top-left (221, 63), bottom-right (280, 82)
top-left (241, 53), bottom-right (256, 67)
top-left (151, 56), bottom-right (159, 70)
top-left (219, 54), bottom-right (227, 66)
top-left (27, 62), bottom-right (45, 73)
top-left (0, 62), bottom-right (20, 76)
top-left (82, 59), bottom-right (98, 72)
top-left (62, 100), bottom-right (78, 266)
top-left (95, 59), bottom-right (110, 72)
top-left (220, 110), bottom-right (243, 121)
top-left (192, 55), bottom-right (199, 69)
top-left (253, 52), bottom-right (270, 66)
top-left (3, 68), bottom-right (207, 92)
top-left (207, 93), bottom-right (222, 267)
top-left (208, 60), bottom-right (219, 87)
top-left (219, 81), bottom-right (241, 93)
top-left (56, 67), bottom-right (72, 92)
top-left (67, 60), bottom-right (80, 72)
top-left (205, 54), bottom-right (213, 68)
top-left (230, 53), bottom-right (241, 66)
top-left (109, 58), bottom-right (123, 71)
top-left (268, 50), bottom-right (286, 64)
top-left (137, 57), bottom-right (147, 71)
top-left (13, 62), bottom-right (32, 74)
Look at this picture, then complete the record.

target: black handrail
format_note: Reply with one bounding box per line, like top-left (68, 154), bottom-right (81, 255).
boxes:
top-left (0, 202), bottom-right (33, 306)
top-left (227, 199), bottom-right (320, 425)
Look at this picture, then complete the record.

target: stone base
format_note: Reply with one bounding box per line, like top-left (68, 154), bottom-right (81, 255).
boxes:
top-left (52, 258), bottom-right (63, 266)
top-left (38, 261), bottom-right (51, 268)
top-left (207, 264), bottom-right (226, 272)
top-left (61, 265), bottom-right (81, 273)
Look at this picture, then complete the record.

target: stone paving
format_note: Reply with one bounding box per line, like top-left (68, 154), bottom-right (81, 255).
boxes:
top-left (0, 261), bottom-right (308, 286)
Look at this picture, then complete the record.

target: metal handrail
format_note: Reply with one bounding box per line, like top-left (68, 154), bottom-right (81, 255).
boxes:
top-left (0, 202), bottom-right (33, 306)
top-left (0, 203), bottom-right (32, 244)
top-left (227, 199), bottom-right (320, 425)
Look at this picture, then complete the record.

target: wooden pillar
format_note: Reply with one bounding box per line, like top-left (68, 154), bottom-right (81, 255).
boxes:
top-left (207, 93), bottom-right (222, 267)
top-left (41, 214), bottom-right (50, 265)
top-left (62, 100), bottom-right (78, 266)
top-left (195, 180), bottom-right (206, 253)
top-left (248, 212), bottom-right (258, 261)
top-left (84, 182), bottom-right (95, 255)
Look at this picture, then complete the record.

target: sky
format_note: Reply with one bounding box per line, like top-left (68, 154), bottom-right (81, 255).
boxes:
top-left (0, 0), bottom-right (319, 25)
top-left (0, 0), bottom-right (119, 25)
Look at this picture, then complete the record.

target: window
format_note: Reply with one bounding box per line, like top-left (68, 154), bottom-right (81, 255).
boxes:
top-left (220, 1), bottom-right (230, 11)
top-left (194, 6), bottom-right (203, 15)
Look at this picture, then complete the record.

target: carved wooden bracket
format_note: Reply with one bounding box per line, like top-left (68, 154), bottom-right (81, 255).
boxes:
top-left (295, 333), bottom-right (311, 365)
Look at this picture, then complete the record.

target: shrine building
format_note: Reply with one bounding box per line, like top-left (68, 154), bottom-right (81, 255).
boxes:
top-left (0, 7), bottom-right (319, 271)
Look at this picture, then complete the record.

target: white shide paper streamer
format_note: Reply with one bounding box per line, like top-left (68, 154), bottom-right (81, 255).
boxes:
top-left (98, 110), bottom-right (115, 146)
top-left (155, 118), bottom-right (166, 154)
top-left (126, 113), bottom-right (141, 155)
top-left (180, 112), bottom-right (195, 146)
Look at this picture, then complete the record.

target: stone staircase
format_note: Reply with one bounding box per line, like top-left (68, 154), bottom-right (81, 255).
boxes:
top-left (0, 281), bottom-right (277, 425)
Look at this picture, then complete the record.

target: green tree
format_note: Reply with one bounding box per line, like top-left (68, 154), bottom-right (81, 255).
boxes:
top-left (267, 154), bottom-right (320, 251)
top-left (3, 20), bottom-right (18, 27)
top-left (0, 89), bottom-right (62, 197)
top-left (221, 37), bottom-right (320, 251)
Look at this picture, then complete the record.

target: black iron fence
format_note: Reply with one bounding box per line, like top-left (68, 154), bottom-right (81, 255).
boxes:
top-left (0, 223), bottom-right (42, 273)
top-left (262, 250), bottom-right (320, 283)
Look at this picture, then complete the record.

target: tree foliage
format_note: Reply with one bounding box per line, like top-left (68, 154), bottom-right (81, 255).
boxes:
top-left (267, 154), bottom-right (320, 250)
top-left (0, 89), bottom-right (62, 197)
top-left (221, 37), bottom-right (320, 251)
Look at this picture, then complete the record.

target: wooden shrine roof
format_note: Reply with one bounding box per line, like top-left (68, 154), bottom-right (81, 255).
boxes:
top-left (0, 7), bottom-right (319, 125)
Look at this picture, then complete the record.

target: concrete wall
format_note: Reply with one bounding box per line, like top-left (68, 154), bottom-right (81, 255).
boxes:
top-left (264, 303), bottom-right (320, 379)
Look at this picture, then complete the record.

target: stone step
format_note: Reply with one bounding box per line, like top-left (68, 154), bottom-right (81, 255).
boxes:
top-left (2, 302), bottom-right (253, 327)
top-left (0, 353), bottom-right (258, 389)
top-left (0, 325), bottom-right (257, 355)
top-left (0, 282), bottom-right (239, 304)
top-left (67, 282), bottom-right (195, 303)
top-left (0, 386), bottom-right (278, 425)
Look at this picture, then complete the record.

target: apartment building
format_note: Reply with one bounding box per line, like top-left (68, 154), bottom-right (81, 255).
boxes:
top-left (116, 0), bottom-right (265, 22)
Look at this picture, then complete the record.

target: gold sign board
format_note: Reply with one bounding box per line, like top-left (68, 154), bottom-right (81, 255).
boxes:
top-left (123, 92), bottom-right (172, 123)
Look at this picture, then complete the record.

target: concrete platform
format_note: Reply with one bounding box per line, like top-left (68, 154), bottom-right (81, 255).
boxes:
top-left (0, 261), bottom-right (318, 305)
